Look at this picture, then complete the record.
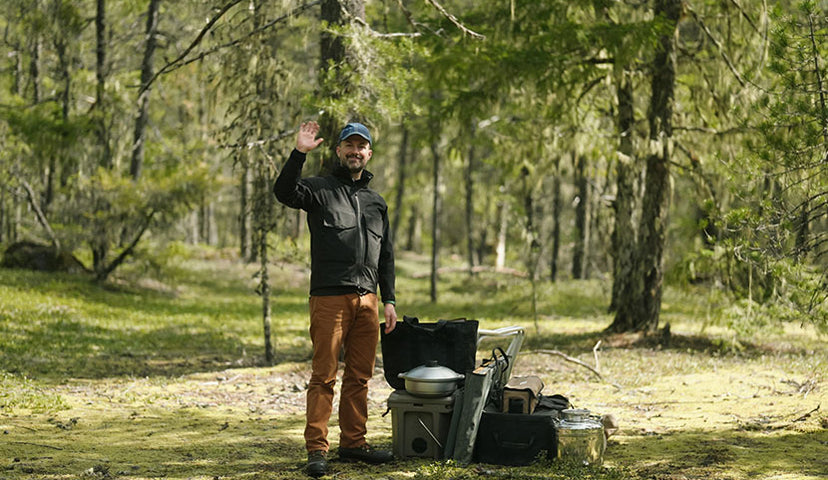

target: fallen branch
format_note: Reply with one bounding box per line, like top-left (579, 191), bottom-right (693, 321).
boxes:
top-left (592, 340), bottom-right (602, 372)
top-left (10, 441), bottom-right (63, 450)
top-left (532, 349), bottom-right (603, 379)
top-left (792, 404), bottom-right (820, 423)
top-left (531, 348), bottom-right (622, 390)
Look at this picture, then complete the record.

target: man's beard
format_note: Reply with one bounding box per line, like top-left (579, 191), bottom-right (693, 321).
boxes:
top-left (342, 155), bottom-right (365, 173)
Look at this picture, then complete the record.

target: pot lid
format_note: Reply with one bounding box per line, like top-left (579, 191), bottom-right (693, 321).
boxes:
top-left (398, 360), bottom-right (464, 382)
top-left (561, 408), bottom-right (591, 422)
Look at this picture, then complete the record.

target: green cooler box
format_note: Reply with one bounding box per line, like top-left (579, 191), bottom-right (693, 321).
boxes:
top-left (387, 390), bottom-right (456, 459)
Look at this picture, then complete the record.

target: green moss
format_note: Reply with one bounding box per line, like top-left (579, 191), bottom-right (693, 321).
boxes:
top-left (0, 373), bottom-right (68, 413)
top-left (0, 254), bottom-right (825, 479)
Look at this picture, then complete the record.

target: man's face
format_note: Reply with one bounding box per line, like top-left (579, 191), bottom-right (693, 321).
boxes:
top-left (336, 135), bottom-right (372, 176)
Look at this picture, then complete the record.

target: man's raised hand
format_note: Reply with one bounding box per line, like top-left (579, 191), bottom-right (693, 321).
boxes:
top-left (296, 121), bottom-right (324, 153)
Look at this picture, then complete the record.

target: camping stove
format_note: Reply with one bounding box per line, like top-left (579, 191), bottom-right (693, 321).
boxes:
top-left (387, 389), bottom-right (456, 459)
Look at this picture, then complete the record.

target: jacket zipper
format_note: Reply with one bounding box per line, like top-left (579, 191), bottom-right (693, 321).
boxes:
top-left (353, 187), bottom-right (365, 290)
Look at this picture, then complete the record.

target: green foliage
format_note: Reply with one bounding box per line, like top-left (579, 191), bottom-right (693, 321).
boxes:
top-left (0, 0), bottom-right (824, 337)
top-left (2, 101), bottom-right (93, 157)
top-left (701, 0), bottom-right (828, 332)
top-left (48, 163), bottom-right (214, 277)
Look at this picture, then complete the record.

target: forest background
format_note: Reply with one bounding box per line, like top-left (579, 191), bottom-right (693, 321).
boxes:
top-left (1, 0), bottom-right (826, 337)
top-left (0, 0), bottom-right (826, 478)
top-left (0, 0), bottom-right (826, 335)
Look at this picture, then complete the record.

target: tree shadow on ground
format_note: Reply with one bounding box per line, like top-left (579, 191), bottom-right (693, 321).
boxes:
top-left (0, 268), bottom-right (312, 381)
top-left (522, 327), bottom-right (816, 359)
top-left (0, 318), bottom-right (313, 380)
top-left (1, 402), bottom-right (310, 480)
top-left (609, 426), bottom-right (828, 479)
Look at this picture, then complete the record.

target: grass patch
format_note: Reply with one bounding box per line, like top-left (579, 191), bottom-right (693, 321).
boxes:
top-left (0, 250), bottom-right (825, 479)
top-left (0, 373), bottom-right (68, 413)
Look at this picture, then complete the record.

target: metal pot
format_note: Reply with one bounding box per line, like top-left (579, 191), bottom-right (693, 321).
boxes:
top-left (397, 360), bottom-right (464, 398)
top-left (556, 408), bottom-right (606, 465)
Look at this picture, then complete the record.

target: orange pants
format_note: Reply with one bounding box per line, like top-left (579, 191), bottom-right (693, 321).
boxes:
top-left (305, 293), bottom-right (379, 453)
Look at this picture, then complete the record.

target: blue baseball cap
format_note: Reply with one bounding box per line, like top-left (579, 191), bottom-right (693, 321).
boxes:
top-left (338, 122), bottom-right (372, 145)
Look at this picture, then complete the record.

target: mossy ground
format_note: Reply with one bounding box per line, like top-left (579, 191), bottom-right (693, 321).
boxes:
top-left (0, 250), bottom-right (825, 479)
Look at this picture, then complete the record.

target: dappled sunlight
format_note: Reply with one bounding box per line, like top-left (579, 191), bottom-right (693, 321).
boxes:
top-left (2, 257), bottom-right (825, 479)
top-left (609, 429), bottom-right (827, 479)
top-left (2, 398), bottom-right (308, 479)
top-left (0, 267), bottom-right (312, 380)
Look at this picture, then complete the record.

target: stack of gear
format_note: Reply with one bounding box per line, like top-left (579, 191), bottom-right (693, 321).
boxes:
top-left (380, 317), bottom-right (610, 467)
top-left (380, 317), bottom-right (479, 460)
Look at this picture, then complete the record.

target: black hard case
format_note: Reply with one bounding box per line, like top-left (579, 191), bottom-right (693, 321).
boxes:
top-left (472, 408), bottom-right (559, 466)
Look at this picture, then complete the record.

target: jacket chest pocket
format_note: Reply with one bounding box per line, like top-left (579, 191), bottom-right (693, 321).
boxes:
top-left (320, 207), bottom-right (358, 262)
top-left (322, 207), bottom-right (357, 230)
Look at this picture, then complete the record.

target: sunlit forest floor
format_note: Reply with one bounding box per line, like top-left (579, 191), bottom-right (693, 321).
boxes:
top-left (0, 249), bottom-right (825, 479)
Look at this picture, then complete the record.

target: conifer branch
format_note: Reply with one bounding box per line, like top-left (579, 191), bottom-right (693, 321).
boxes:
top-left (142, 0), bottom-right (321, 93)
top-left (686, 4), bottom-right (746, 88)
top-left (424, 0), bottom-right (485, 39)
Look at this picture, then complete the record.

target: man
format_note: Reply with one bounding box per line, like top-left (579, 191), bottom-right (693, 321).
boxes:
top-left (274, 121), bottom-right (398, 477)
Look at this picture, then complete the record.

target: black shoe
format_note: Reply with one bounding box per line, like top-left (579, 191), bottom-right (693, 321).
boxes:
top-left (306, 450), bottom-right (328, 477)
top-left (338, 444), bottom-right (393, 464)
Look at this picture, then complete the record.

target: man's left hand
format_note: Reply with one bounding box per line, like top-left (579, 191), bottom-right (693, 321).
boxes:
top-left (383, 303), bottom-right (397, 334)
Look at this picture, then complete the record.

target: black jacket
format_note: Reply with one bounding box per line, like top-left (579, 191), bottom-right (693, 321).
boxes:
top-left (274, 149), bottom-right (395, 304)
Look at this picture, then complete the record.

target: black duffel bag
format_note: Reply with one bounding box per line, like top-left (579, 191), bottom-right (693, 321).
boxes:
top-left (380, 315), bottom-right (479, 391)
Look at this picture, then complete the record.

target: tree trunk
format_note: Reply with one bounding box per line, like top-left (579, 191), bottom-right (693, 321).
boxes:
top-left (406, 204), bottom-right (421, 252)
top-left (794, 201), bottom-right (810, 260)
top-left (430, 138), bottom-right (441, 303)
top-left (465, 121), bottom-right (477, 276)
top-left (94, 212), bottom-right (155, 282)
top-left (319, 0), bottom-right (345, 174)
top-left (30, 25), bottom-right (41, 104)
top-left (130, 0), bottom-right (161, 181)
top-left (45, 156), bottom-right (55, 213)
top-left (292, 209), bottom-right (303, 239)
top-left (6, 12), bottom-right (23, 245)
top-left (95, 0), bottom-right (112, 169)
top-left (477, 192), bottom-right (492, 266)
top-left (609, 71), bottom-right (638, 315)
top-left (521, 166), bottom-right (540, 330)
top-left (609, 0), bottom-right (680, 333)
top-left (240, 161), bottom-right (250, 259)
top-left (199, 199), bottom-right (212, 245)
top-left (30, 18), bottom-right (46, 209)
top-left (636, 152), bottom-right (670, 331)
top-left (392, 124), bottom-right (409, 244)
top-left (12, 196), bottom-right (20, 243)
top-left (549, 157), bottom-right (562, 282)
top-left (318, 0), bottom-right (366, 174)
top-left (256, 164), bottom-right (275, 364)
top-left (11, 29), bottom-right (22, 97)
top-left (260, 221), bottom-right (274, 364)
top-left (50, 33), bottom-right (73, 209)
top-left (572, 152), bottom-right (588, 279)
top-left (0, 190), bottom-right (4, 244)
top-left (495, 199), bottom-right (508, 270)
